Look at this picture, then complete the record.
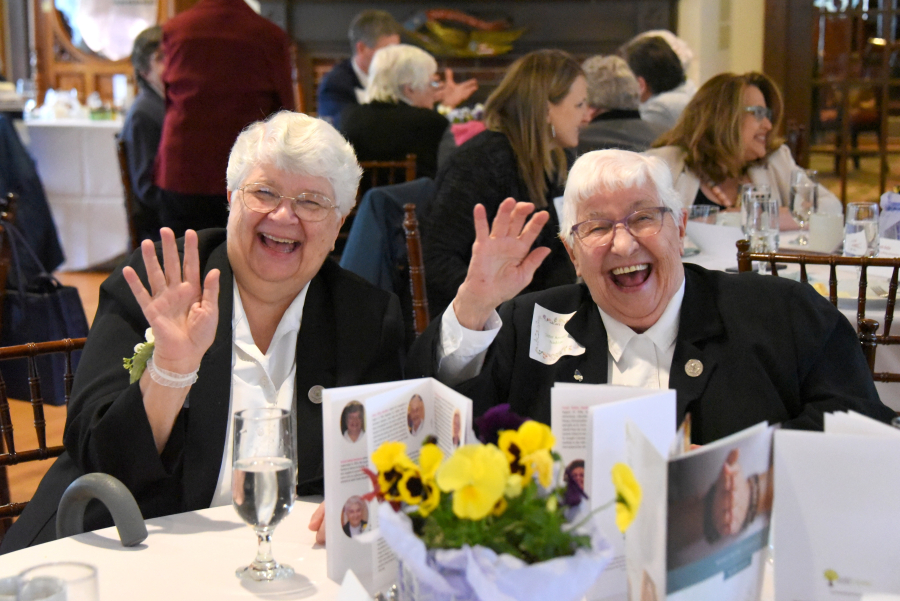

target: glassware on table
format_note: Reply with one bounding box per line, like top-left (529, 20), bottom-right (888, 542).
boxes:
top-left (844, 202), bottom-right (880, 257)
top-left (746, 197), bottom-right (780, 254)
top-left (232, 407), bottom-right (296, 581)
top-left (740, 183), bottom-right (771, 236)
top-left (687, 204), bottom-right (720, 224)
top-left (789, 168), bottom-right (818, 245)
top-left (16, 562), bottom-right (98, 601)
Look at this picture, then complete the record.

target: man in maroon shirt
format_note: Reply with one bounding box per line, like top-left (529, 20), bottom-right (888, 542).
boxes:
top-left (155, 0), bottom-right (295, 236)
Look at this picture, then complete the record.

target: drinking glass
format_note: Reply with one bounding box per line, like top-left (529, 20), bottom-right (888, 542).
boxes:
top-left (844, 202), bottom-right (880, 257)
top-left (747, 197), bottom-right (780, 254)
top-left (688, 204), bottom-right (720, 224)
top-left (741, 183), bottom-right (771, 235)
top-left (232, 407), bottom-right (296, 581)
top-left (789, 168), bottom-right (818, 245)
top-left (16, 562), bottom-right (97, 601)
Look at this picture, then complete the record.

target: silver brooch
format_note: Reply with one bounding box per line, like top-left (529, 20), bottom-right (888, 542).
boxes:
top-left (685, 359), bottom-right (703, 378)
top-left (308, 385), bottom-right (324, 404)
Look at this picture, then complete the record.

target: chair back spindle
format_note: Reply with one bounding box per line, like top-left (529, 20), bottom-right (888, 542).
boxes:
top-left (403, 204), bottom-right (430, 336)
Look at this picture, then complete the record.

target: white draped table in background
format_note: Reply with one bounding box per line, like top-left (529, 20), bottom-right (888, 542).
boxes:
top-left (684, 221), bottom-right (900, 411)
top-left (24, 119), bottom-right (130, 271)
top-left (0, 500), bottom-right (340, 600)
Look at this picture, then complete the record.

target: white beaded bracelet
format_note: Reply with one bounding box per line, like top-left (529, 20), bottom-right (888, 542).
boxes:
top-left (147, 357), bottom-right (199, 388)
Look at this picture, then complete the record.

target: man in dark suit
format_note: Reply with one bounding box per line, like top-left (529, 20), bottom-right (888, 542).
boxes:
top-left (0, 112), bottom-right (403, 554)
top-left (121, 26), bottom-right (165, 243)
top-left (317, 10), bottom-right (402, 130)
top-left (406, 149), bottom-right (894, 443)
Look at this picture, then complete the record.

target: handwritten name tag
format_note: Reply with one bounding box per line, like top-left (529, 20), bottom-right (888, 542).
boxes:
top-left (529, 304), bottom-right (586, 365)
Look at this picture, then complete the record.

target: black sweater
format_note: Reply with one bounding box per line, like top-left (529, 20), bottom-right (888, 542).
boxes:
top-left (422, 130), bottom-right (576, 318)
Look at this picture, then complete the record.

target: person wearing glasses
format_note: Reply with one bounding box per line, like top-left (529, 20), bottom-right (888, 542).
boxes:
top-left (646, 71), bottom-right (841, 215)
top-left (406, 149), bottom-right (893, 445)
top-left (341, 44), bottom-right (451, 180)
top-left (0, 111), bottom-right (404, 553)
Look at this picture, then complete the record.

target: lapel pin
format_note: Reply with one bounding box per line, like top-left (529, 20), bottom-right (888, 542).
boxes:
top-left (308, 385), bottom-right (324, 404)
top-left (574, 370), bottom-right (583, 382)
top-left (685, 359), bottom-right (703, 378)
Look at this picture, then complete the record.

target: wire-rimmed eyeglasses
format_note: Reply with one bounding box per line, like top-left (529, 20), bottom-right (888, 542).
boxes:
top-left (238, 183), bottom-right (337, 222)
top-left (570, 207), bottom-right (673, 248)
top-left (744, 105), bottom-right (773, 122)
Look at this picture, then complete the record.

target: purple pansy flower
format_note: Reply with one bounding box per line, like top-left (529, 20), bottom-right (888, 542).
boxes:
top-left (475, 404), bottom-right (527, 445)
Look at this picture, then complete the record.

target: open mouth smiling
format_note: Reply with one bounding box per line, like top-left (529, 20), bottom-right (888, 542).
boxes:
top-left (258, 232), bottom-right (300, 253)
top-left (610, 263), bottom-right (651, 287)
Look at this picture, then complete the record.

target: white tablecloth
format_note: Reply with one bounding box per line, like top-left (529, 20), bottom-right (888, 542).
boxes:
top-left (0, 500), bottom-right (340, 600)
top-left (684, 224), bottom-right (900, 411)
top-left (25, 119), bottom-right (130, 271)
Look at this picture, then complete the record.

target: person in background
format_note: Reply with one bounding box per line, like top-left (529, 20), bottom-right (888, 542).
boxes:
top-left (406, 149), bottom-right (893, 443)
top-left (341, 44), bottom-right (449, 180)
top-left (154, 0), bottom-right (294, 237)
top-left (422, 49), bottom-right (590, 318)
top-left (317, 9), bottom-right (478, 130)
top-left (620, 36), bottom-right (693, 130)
top-left (577, 55), bottom-right (667, 155)
top-left (646, 71), bottom-right (841, 214)
top-left (121, 26), bottom-right (164, 243)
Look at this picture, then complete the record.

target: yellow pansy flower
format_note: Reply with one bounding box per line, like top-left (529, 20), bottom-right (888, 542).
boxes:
top-left (436, 444), bottom-right (510, 520)
top-left (498, 421), bottom-right (556, 487)
top-left (612, 463), bottom-right (642, 533)
top-left (371, 441), bottom-right (417, 500)
top-left (419, 444), bottom-right (444, 479)
top-left (504, 474), bottom-right (524, 499)
top-left (492, 497), bottom-right (508, 517)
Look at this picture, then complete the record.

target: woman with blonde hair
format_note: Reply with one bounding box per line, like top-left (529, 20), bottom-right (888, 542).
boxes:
top-left (423, 49), bottom-right (590, 318)
top-left (647, 71), bottom-right (841, 214)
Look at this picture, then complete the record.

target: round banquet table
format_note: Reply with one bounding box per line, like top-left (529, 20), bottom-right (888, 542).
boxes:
top-left (684, 222), bottom-right (900, 412)
top-left (0, 500), bottom-right (340, 600)
top-left (0, 497), bottom-right (777, 601)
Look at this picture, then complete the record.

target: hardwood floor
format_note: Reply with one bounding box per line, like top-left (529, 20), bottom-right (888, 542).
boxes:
top-left (4, 270), bottom-right (109, 517)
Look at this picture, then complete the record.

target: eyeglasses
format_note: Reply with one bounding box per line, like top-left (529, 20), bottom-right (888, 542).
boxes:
top-left (744, 105), bottom-right (773, 122)
top-left (238, 183), bottom-right (337, 222)
top-left (570, 207), bottom-right (673, 248)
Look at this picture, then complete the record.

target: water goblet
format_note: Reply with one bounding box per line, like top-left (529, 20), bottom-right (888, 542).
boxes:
top-left (789, 168), bottom-right (818, 245)
top-left (232, 407), bottom-right (296, 581)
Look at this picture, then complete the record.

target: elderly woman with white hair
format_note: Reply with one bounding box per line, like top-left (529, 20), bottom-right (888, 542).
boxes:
top-left (577, 55), bottom-right (667, 154)
top-left (340, 43), bottom-right (450, 179)
top-left (0, 111), bottom-right (404, 553)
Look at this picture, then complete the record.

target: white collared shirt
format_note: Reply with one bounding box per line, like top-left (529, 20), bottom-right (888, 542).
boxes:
top-left (352, 58), bottom-right (368, 104)
top-left (436, 280), bottom-right (686, 388)
top-left (598, 280), bottom-right (685, 389)
top-left (208, 280), bottom-right (309, 507)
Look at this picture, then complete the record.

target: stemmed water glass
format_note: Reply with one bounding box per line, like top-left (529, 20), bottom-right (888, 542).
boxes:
top-left (790, 168), bottom-right (818, 245)
top-left (232, 407), bottom-right (296, 581)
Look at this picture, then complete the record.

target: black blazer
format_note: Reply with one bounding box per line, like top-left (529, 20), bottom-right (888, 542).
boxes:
top-left (317, 59), bottom-right (361, 130)
top-left (407, 263), bottom-right (894, 443)
top-left (1, 229), bottom-right (404, 552)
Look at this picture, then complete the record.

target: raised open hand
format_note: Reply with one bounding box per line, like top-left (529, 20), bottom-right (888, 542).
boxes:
top-left (453, 198), bottom-right (551, 330)
top-left (436, 67), bottom-right (479, 108)
top-left (122, 228), bottom-right (220, 375)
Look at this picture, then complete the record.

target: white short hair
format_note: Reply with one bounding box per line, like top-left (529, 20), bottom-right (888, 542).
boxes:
top-left (560, 149), bottom-right (684, 244)
top-left (364, 44), bottom-right (437, 104)
top-left (582, 55), bottom-right (640, 111)
top-left (226, 111), bottom-right (362, 216)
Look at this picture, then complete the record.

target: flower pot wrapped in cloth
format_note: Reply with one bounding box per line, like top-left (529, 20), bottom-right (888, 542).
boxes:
top-left (365, 411), bottom-right (636, 601)
top-left (380, 503), bottom-right (612, 601)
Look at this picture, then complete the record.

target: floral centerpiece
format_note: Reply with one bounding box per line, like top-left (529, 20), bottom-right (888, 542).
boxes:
top-left (363, 405), bottom-right (642, 601)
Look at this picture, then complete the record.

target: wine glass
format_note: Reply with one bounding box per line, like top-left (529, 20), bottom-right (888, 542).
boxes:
top-left (232, 407), bottom-right (296, 581)
top-left (789, 168), bottom-right (818, 245)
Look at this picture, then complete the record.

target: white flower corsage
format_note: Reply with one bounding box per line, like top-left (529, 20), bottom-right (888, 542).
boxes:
top-left (123, 327), bottom-right (155, 384)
